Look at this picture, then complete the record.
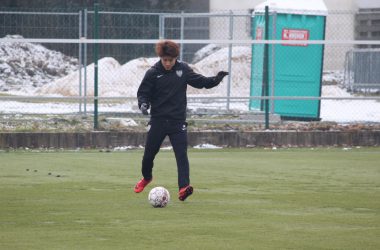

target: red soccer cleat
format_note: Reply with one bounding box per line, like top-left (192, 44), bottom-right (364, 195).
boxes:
top-left (178, 185), bottom-right (193, 201)
top-left (134, 178), bottom-right (152, 193)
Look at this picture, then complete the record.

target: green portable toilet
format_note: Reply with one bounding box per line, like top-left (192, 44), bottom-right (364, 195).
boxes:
top-left (250, 0), bottom-right (327, 120)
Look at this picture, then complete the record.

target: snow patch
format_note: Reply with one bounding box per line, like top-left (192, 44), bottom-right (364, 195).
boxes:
top-left (189, 46), bottom-right (252, 97)
top-left (193, 144), bottom-right (223, 149)
top-left (192, 44), bottom-right (224, 63)
top-left (0, 35), bottom-right (78, 94)
top-left (35, 46), bottom-right (249, 98)
top-left (113, 146), bottom-right (136, 151)
top-left (106, 118), bottom-right (138, 127)
top-left (320, 85), bottom-right (380, 123)
top-left (254, 0), bottom-right (328, 16)
top-left (37, 56), bottom-right (159, 97)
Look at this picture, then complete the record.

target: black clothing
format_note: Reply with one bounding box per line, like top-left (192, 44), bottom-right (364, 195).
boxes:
top-left (137, 60), bottom-right (220, 121)
top-left (142, 120), bottom-right (189, 188)
top-left (137, 59), bottom-right (222, 189)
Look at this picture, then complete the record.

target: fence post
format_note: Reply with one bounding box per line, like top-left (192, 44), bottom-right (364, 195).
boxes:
top-left (84, 8), bottom-right (88, 115)
top-left (93, 3), bottom-right (99, 129)
top-left (227, 10), bottom-right (233, 110)
top-left (271, 11), bottom-right (277, 114)
top-left (180, 11), bottom-right (184, 61)
top-left (78, 10), bottom-right (83, 114)
top-left (159, 14), bottom-right (165, 39)
top-left (264, 6), bottom-right (270, 129)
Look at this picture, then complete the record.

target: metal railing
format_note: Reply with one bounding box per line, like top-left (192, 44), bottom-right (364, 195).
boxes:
top-left (344, 48), bottom-right (380, 92)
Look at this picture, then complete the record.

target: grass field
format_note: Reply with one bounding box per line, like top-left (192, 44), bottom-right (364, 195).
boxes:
top-left (1, 148), bottom-right (379, 250)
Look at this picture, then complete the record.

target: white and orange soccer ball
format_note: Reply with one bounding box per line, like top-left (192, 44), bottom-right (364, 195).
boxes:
top-left (148, 187), bottom-right (170, 208)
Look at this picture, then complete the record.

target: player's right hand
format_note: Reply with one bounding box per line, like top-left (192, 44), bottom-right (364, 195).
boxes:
top-left (140, 103), bottom-right (149, 115)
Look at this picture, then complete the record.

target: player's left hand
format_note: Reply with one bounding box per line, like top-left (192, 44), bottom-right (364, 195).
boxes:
top-left (215, 71), bottom-right (229, 83)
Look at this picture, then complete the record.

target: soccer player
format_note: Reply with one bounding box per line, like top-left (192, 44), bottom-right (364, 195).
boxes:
top-left (134, 40), bottom-right (228, 201)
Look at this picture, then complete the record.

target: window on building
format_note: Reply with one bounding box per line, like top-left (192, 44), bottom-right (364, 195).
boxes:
top-left (372, 19), bottom-right (380, 25)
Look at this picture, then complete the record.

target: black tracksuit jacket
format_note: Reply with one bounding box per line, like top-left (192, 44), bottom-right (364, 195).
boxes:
top-left (137, 60), bottom-right (220, 121)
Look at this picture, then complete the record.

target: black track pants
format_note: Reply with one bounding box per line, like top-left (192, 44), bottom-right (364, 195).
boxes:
top-left (141, 120), bottom-right (189, 189)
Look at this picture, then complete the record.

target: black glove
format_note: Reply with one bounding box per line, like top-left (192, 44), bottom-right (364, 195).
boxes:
top-left (215, 71), bottom-right (229, 84)
top-left (140, 103), bottom-right (150, 115)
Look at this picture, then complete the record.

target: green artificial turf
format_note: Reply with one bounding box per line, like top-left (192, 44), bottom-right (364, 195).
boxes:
top-left (0, 148), bottom-right (379, 250)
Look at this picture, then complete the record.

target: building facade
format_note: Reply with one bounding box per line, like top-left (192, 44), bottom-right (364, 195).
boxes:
top-left (355, 7), bottom-right (380, 48)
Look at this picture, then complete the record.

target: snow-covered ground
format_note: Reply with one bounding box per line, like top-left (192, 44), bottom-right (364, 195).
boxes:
top-left (0, 35), bottom-right (78, 94)
top-left (0, 37), bottom-right (379, 123)
top-left (320, 86), bottom-right (380, 122)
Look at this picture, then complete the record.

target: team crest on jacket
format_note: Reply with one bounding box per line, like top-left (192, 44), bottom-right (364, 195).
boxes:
top-left (176, 70), bottom-right (183, 77)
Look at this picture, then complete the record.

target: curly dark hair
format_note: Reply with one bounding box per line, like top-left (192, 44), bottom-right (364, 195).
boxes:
top-left (155, 40), bottom-right (180, 58)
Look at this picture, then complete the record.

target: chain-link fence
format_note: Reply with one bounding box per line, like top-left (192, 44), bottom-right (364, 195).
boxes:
top-left (0, 8), bottom-right (380, 130)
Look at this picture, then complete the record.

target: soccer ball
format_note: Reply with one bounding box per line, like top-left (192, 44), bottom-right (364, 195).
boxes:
top-left (148, 187), bottom-right (170, 208)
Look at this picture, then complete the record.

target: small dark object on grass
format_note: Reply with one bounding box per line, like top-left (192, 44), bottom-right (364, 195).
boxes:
top-left (34, 170), bottom-right (38, 172)
top-left (48, 173), bottom-right (52, 175)
top-left (99, 149), bottom-right (112, 153)
top-left (26, 169), bottom-right (29, 171)
top-left (56, 175), bottom-right (61, 177)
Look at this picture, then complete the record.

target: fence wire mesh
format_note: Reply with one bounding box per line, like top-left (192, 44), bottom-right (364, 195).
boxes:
top-left (0, 9), bottom-right (380, 130)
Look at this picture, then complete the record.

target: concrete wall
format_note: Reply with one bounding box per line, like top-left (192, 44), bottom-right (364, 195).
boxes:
top-left (1, 131), bottom-right (379, 149)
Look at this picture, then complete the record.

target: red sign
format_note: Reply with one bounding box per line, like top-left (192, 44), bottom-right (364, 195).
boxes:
top-left (282, 29), bottom-right (309, 46)
top-left (256, 27), bottom-right (263, 40)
